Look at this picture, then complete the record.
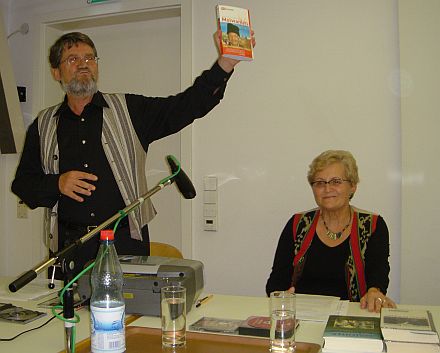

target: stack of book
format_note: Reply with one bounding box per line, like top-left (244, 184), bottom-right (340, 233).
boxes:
top-left (322, 310), bottom-right (440, 353)
top-left (322, 315), bottom-right (383, 353)
top-left (380, 308), bottom-right (440, 353)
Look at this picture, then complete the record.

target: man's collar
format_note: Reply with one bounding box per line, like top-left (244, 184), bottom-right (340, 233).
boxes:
top-left (54, 91), bottom-right (108, 116)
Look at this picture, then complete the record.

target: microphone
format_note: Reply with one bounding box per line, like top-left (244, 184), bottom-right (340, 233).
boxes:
top-left (166, 155), bottom-right (196, 199)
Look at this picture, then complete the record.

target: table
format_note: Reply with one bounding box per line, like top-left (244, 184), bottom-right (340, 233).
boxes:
top-left (1, 276), bottom-right (439, 353)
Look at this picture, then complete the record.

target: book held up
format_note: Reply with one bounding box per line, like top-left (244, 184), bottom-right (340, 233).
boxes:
top-left (216, 4), bottom-right (253, 61)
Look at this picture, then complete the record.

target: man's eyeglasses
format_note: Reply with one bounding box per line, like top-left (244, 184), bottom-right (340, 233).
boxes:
top-left (310, 178), bottom-right (351, 188)
top-left (60, 55), bottom-right (99, 66)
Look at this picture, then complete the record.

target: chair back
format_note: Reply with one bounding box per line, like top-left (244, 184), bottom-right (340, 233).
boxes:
top-left (150, 242), bottom-right (183, 259)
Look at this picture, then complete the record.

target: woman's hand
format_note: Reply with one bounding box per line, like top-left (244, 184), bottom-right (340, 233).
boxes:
top-left (360, 287), bottom-right (396, 312)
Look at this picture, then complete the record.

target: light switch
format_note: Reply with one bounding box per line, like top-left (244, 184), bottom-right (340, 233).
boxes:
top-left (203, 176), bottom-right (218, 231)
top-left (204, 176), bottom-right (217, 191)
top-left (204, 216), bottom-right (217, 231)
top-left (203, 190), bottom-right (217, 204)
top-left (204, 204), bottom-right (217, 217)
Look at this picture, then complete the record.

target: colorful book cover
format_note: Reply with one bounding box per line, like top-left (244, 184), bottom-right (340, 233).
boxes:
top-left (238, 316), bottom-right (300, 338)
top-left (189, 316), bottom-right (243, 334)
top-left (216, 4), bottom-right (253, 61)
top-left (238, 316), bottom-right (271, 337)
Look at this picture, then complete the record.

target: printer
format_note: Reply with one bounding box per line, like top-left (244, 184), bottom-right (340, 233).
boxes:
top-left (77, 255), bottom-right (204, 316)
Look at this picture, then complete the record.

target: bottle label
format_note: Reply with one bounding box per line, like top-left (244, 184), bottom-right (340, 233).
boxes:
top-left (91, 304), bottom-right (125, 353)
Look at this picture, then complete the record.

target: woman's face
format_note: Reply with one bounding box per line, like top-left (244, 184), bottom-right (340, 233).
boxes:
top-left (310, 162), bottom-right (357, 212)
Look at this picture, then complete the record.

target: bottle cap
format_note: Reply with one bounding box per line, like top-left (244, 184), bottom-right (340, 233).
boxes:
top-left (100, 229), bottom-right (114, 241)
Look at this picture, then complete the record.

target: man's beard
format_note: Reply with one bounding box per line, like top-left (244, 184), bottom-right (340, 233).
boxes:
top-left (61, 75), bottom-right (98, 97)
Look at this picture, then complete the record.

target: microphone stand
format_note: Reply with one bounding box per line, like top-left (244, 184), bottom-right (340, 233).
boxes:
top-left (63, 268), bottom-right (75, 353)
top-left (8, 178), bottom-right (173, 353)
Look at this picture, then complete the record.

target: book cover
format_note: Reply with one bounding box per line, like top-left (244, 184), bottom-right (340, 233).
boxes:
top-left (216, 4), bottom-right (253, 61)
top-left (323, 315), bottom-right (383, 353)
top-left (238, 316), bottom-right (271, 337)
top-left (189, 316), bottom-right (243, 334)
top-left (381, 308), bottom-right (440, 345)
top-left (238, 315), bottom-right (300, 338)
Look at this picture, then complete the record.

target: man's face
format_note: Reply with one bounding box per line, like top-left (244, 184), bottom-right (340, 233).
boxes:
top-left (51, 42), bottom-right (98, 97)
top-left (228, 32), bottom-right (240, 46)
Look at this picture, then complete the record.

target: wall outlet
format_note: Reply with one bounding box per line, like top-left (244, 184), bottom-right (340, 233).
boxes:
top-left (17, 199), bottom-right (28, 219)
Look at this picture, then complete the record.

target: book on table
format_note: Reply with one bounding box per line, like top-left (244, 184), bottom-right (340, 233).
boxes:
top-left (189, 316), bottom-right (243, 334)
top-left (238, 315), bottom-right (300, 338)
top-left (322, 315), bottom-right (383, 353)
top-left (384, 341), bottom-right (440, 353)
top-left (216, 4), bottom-right (253, 61)
top-left (238, 316), bottom-right (271, 337)
top-left (380, 308), bottom-right (440, 351)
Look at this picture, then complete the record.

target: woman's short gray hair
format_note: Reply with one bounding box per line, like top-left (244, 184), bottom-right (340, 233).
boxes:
top-left (307, 150), bottom-right (359, 185)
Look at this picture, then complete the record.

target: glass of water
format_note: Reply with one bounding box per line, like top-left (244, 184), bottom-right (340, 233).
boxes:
top-left (161, 285), bottom-right (186, 347)
top-left (269, 291), bottom-right (296, 352)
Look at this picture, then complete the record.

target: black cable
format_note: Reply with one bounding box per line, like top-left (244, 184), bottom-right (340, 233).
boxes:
top-left (0, 297), bottom-right (88, 342)
top-left (0, 315), bottom-right (57, 341)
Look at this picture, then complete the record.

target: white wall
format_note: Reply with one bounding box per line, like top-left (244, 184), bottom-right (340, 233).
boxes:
top-left (191, 0), bottom-right (401, 298)
top-left (4, 0), bottom-right (438, 304)
top-left (399, 0), bottom-right (440, 305)
top-left (0, 1), bottom-right (47, 279)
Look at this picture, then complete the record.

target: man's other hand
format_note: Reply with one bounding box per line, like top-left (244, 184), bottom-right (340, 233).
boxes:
top-left (59, 171), bottom-right (98, 202)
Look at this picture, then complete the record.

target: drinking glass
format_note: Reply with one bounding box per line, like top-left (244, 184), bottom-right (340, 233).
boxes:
top-left (269, 291), bottom-right (296, 352)
top-left (161, 285), bottom-right (186, 347)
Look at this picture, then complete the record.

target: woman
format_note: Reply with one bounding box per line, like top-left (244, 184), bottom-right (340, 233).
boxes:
top-left (266, 150), bottom-right (396, 312)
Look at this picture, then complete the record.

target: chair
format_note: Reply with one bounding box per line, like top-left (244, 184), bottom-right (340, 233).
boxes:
top-left (149, 242), bottom-right (183, 259)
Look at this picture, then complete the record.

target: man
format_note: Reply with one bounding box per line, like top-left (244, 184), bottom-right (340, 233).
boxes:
top-left (12, 31), bottom-right (254, 278)
top-left (227, 23), bottom-right (241, 47)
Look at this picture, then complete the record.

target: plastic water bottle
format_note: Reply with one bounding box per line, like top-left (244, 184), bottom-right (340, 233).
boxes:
top-left (90, 230), bottom-right (125, 353)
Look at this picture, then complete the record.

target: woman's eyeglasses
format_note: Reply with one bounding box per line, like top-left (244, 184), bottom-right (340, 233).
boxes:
top-left (311, 178), bottom-right (350, 188)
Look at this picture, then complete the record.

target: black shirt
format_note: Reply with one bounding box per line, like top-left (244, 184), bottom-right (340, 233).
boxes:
top-left (295, 235), bottom-right (350, 299)
top-left (265, 213), bottom-right (391, 299)
top-left (12, 62), bottom-right (232, 274)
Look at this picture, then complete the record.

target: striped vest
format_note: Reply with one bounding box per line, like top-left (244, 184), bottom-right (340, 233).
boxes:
top-left (291, 207), bottom-right (378, 301)
top-left (38, 93), bottom-right (156, 251)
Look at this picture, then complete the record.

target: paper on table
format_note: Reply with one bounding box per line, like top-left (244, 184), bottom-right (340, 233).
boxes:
top-left (296, 294), bottom-right (348, 322)
top-left (0, 277), bottom-right (60, 302)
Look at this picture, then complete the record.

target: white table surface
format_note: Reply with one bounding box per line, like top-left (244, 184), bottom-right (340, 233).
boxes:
top-left (1, 276), bottom-right (439, 353)
top-left (130, 293), bottom-right (440, 347)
